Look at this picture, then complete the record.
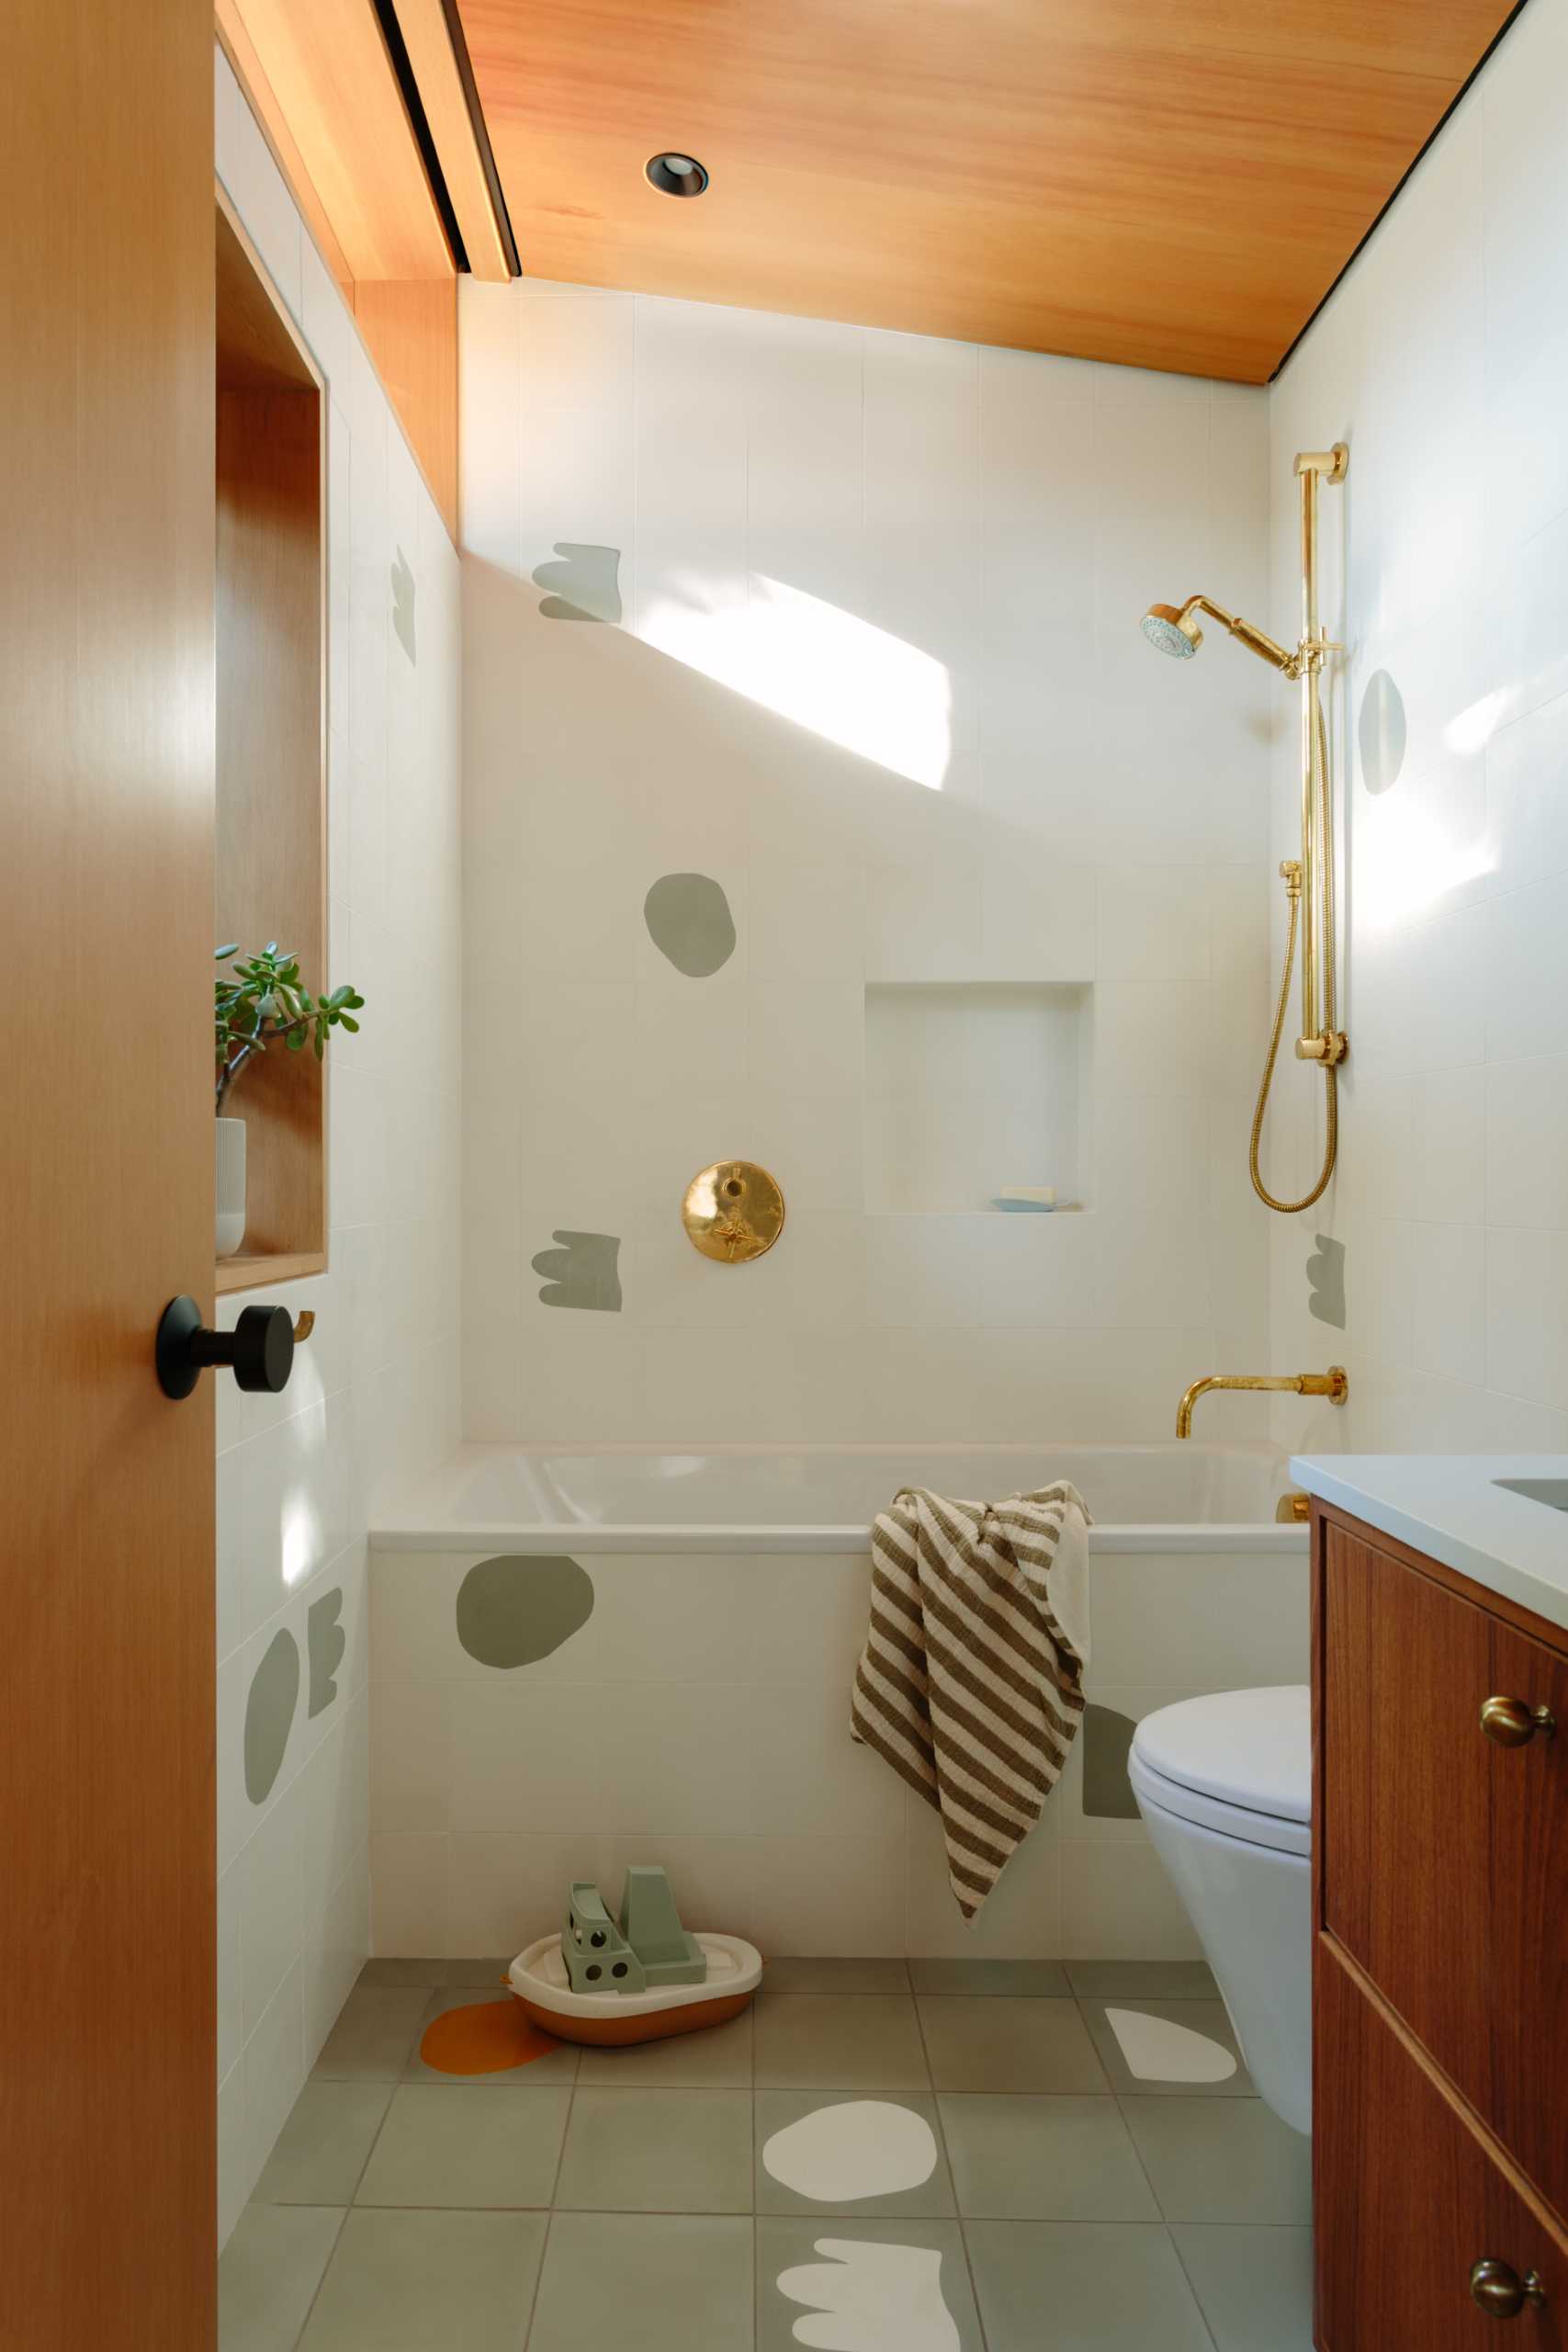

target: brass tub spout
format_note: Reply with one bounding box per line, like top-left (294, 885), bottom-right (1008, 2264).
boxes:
top-left (1177, 1367), bottom-right (1348, 1441)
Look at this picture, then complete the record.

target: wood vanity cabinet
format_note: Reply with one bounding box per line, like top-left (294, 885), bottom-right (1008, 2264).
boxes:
top-left (1313, 1503), bottom-right (1568, 2349)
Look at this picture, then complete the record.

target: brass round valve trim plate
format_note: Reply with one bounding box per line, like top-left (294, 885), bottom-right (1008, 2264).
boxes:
top-left (682, 1159), bottom-right (785, 1263)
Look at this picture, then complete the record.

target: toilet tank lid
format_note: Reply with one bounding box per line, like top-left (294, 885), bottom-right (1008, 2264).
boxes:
top-left (1130, 1686), bottom-right (1310, 1824)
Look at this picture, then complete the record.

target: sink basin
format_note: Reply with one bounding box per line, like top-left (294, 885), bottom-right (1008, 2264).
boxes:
top-left (1495, 1476), bottom-right (1568, 1513)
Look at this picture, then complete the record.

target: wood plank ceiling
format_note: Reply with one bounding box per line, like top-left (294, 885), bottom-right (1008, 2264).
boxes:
top-left (458, 0), bottom-right (1519, 382)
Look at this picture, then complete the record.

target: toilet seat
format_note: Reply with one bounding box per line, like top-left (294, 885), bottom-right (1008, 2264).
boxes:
top-left (1130, 1685), bottom-right (1309, 1857)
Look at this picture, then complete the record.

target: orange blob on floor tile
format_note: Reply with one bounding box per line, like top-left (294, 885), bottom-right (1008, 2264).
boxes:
top-left (419, 1996), bottom-right (564, 2075)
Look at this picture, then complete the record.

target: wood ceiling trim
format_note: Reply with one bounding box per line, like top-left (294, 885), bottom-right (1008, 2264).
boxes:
top-left (458, 0), bottom-right (1519, 382)
top-left (225, 0), bottom-right (453, 279)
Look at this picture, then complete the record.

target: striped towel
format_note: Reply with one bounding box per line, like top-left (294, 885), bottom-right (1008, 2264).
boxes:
top-left (851, 1483), bottom-right (1092, 1921)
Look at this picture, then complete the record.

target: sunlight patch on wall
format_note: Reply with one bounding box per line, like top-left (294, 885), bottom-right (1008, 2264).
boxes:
top-left (637, 573), bottom-right (951, 788)
top-left (1355, 796), bottom-right (1495, 933)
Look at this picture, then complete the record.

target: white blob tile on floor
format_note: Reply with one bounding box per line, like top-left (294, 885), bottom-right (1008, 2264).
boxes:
top-left (1105, 2006), bottom-right (1239, 2085)
top-left (761, 2098), bottom-right (940, 2202)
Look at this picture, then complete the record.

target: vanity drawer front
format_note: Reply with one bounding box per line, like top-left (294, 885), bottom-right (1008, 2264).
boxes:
top-left (1321, 1524), bottom-right (1493, 2098)
top-left (1316, 1945), bottom-right (1568, 2352)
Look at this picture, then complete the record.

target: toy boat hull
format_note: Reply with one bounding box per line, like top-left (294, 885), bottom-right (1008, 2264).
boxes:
top-left (509, 1930), bottom-right (763, 2047)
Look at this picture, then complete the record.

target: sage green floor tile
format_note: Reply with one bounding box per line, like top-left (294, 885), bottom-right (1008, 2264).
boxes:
top-left (1173, 2224), bottom-right (1314, 2350)
top-left (1065, 1959), bottom-right (1218, 2000)
top-left (298, 2208), bottom-right (546, 2352)
top-left (754, 1994), bottom-right (928, 2091)
top-left (254, 2082), bottom-right (392, 2206)
top-left (940, 2094), bottom-right (1159, 2222)
top-left (763, 1958), bottom-right (911, 1996)
top-left (1083, 1997), bottom-right (1255, 2097)
top-left (358, 1956), bottom-right (511, 1991)
top-left (219, 2203), bottom-right (343, 2352)
top-left (755, 2089), bottom-right (955, 2216)
top-left (1121, 2097), bottom-right (1314, 2224)
top-left (355, 1958), bottom-right (445, 1991)
top-left (311, 1987), bottom-right (429, 2082)
top-left (402, 1987), bottom-right (579, 2085)
top-left (554, 2087), bottom-right (753, 2212)
top-left (576, 2007), bottom-right (752, 2087)
top-left (757, 2218), bottom-right (983, 2352)
top-left (529, 2213), bottom-right (753, 2352)
top-left (917, 1996), bottom-right (1108, 2095)
top-left (964, 2220), bottom-right (1215, 2352)
top-left (354, 2084), bottom-right (570, 2208)
top-left (909, 1957), bottom-right (1070, 1998)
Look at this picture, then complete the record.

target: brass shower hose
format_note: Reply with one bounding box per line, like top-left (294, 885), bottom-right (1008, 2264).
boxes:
top-left (1250, 697), bottom-right (1337, 1214)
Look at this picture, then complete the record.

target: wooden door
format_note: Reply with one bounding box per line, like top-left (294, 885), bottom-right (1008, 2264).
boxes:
top-left (1315, 1948), bottom-right (1567, 2351)
top-left (1, 1), bottom-right (217, 2345)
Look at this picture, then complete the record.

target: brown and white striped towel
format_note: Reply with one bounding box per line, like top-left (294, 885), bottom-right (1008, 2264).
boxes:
top-left (851, 1483), bottom-right (1092, 1921)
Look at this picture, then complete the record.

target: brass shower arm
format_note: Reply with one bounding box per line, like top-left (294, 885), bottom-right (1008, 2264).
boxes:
top-left (1174, 594), bottom-right (1300, 677)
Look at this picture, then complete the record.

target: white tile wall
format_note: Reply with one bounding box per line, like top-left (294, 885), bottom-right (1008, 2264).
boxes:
top-left (458, 282), bottom-right (1275, 1445)
top-left (1266, 0), bottom-right (1568, 1456)
top-left (214, 45), bottom-right (461, 2245)
top-left (367, 1541), bottom-right (1306, 1964)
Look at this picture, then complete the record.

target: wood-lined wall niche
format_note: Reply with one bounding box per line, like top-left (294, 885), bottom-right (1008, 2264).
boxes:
top-left (216, 187), bottom-right (328, 1295)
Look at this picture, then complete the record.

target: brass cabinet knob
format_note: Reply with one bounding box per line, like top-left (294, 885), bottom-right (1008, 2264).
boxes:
top-left (1481, 1696), bottom-right (1557, 1748)
top-left (1470, 2259), bottom-right (1548, 2318)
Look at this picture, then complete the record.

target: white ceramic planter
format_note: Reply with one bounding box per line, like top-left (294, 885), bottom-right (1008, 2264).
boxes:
top-left (215, 1116), bottom-right (247, 1258)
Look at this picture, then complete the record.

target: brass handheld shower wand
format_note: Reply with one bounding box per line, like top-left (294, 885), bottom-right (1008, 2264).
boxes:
top-left (1141, 442), bottom-right (1348, 1213)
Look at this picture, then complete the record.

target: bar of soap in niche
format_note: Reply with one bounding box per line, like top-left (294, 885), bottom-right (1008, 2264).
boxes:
top-left (992, 1188), bottom-right (1056, 1212)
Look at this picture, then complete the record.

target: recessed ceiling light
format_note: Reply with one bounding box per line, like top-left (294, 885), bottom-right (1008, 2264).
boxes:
top-left (646, 153), bottom-right (709, 198)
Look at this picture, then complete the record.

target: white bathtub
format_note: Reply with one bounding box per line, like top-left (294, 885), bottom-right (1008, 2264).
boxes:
top-left (373, 1440), bottom-right (1304, 1554)
top-left (367, 1442), bottom-right (1308, 1965)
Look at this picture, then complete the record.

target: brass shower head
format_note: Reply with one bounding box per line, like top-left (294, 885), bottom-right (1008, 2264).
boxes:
top-left (1140, 592), bottom-right (1296, 677)
top-left (1141, 602), bottom-right (1202, 659)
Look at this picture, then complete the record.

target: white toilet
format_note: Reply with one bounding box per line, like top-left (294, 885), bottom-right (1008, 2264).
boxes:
top-left (1128, 1685), bottom-right (1312, 2135)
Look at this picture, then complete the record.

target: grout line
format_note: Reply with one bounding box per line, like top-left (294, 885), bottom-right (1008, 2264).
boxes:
top-left (285, 2204), bottom-right (352, 2352)
top-left (1167, 2222), bottom-right (1224, 2352)
top-left (908, 1978), bottom-right (992, 2352)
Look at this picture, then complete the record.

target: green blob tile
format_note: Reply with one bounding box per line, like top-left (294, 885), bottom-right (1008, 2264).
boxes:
top-left (1173, 2223), bottom-right (1315, 2351)
top-left (254, 2081), bottom-right (392, 2206)
top-left (355, 2083), bottom-right (570, 2209)
top-left (530, 2213), bottom-right (752, 2352)
top-left (455, 1553), bottom-right (594, 1668)
top-left (311, 1986), bottom-right (430, 2082)
top-left (298, 2209), bottom-right (547, 2352)
top-left (554, 2086), bottom-right (754, 2213)
top-left (244, 1629), bottom-right (299, 1804)
top-left (643, 871), bottom-right (736, 977)
top-left (219, 2204), bottom-right (344, 2352)
top-left (965, 2221), bottom-right (1215, 2352)
top-left (939, 2094), bottom-right (1158, 2222)
top-left (758, 2217), bottom-right (985, 2352)
top-left (1121, 2097), bottom-right (1314, 2225)
top-left (755, 2089), bottom-right (955, 2217)
top-left (916, 1996), bottom-right (1107, 2095)
top-left (753, 1994), bottom-right (928, 2092)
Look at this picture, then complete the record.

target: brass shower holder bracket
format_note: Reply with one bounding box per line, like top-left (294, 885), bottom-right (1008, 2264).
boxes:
top-left (1296, 1030), bottom-right (1348, 1066)
top-left (1294, 443), bottom-right (1349, 483)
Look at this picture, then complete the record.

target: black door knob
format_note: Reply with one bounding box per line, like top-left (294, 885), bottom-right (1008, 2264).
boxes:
top-left (155, 1295), bottom-right (296, 1400)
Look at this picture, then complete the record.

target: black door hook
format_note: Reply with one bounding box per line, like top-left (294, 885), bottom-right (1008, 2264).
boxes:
top-left (155, 1295), bottom-right (296, 1400)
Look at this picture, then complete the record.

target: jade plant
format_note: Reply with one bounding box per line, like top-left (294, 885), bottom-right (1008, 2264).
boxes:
top-left (215, 941), bottom-right (365, 1112)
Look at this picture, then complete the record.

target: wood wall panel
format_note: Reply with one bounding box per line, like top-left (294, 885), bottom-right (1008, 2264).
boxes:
top-left (458, 0), bottom-right (1520, 381)
top-left (216, 356), bottom-right (327, 1277)
top-left (354, 276), bottom-right (460, 537)
top-left (1, 0), bottom-right (217, 2338)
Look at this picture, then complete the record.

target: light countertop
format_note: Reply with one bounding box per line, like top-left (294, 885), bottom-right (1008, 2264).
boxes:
top-left (1290, 1454), bottom-right (1568, 1636)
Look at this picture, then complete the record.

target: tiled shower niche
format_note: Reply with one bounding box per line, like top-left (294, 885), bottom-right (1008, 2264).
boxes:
top-left (864, 981), bottom-right (1091, 1214)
